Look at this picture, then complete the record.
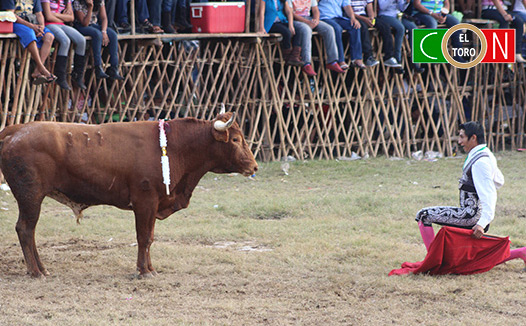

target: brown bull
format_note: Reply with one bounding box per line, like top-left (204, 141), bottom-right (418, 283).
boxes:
top-left (0, 112), bottom-right (258, 278)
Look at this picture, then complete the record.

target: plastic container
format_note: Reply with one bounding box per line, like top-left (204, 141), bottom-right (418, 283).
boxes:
top-left (190, 2), bottom-right (245, 33)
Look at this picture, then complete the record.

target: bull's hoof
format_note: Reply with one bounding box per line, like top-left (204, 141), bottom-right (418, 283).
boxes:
top-left (137, 271), bottom-right (156, 279)
top-left (28, 271), bottom-right (46, 279)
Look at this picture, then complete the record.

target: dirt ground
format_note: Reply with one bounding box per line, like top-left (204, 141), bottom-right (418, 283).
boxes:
top-left (1, 156), bottom-right (526, 325)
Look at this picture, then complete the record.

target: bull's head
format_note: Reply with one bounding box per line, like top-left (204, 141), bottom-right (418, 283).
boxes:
top-left (211, 112), bottom-right (258, 176)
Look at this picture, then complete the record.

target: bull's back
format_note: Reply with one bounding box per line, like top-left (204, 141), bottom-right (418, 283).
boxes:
top-left (1, 121), bottom-right (160, 206)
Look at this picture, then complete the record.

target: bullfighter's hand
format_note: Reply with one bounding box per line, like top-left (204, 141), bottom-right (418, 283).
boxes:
top-left (471, 225), bottom-right (484, 239)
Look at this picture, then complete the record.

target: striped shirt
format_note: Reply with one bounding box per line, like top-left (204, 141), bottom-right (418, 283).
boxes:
top-left (349, 0), bottom-right (372, 16)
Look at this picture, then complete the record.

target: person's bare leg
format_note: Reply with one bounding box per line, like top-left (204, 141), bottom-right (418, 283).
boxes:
top-left (38, 32), bottom-right (53, 69)
top-left (27, 41), bottom-right (51, 78)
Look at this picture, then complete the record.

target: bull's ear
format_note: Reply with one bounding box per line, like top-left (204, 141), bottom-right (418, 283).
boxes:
top-left (212, 112), bottom-right (234, 142)
top-left (212, 128), bottom-right (229, 142)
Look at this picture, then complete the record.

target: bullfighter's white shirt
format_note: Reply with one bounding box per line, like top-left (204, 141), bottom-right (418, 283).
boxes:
top-left (464, 144), bottom-right (505, 229)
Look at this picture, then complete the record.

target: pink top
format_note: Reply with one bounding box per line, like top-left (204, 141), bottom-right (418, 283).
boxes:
top-left (41, 0), bottom-right (68, 25)
top-left (481, 0), bottom-right (502, 7)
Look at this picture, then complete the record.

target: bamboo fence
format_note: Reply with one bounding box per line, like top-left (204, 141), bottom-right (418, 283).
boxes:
top-left (0, 31), bottom-right (524, 161)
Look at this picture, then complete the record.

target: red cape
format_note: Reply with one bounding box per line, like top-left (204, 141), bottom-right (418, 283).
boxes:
top-left (389, 227), bottom-right (510, 276)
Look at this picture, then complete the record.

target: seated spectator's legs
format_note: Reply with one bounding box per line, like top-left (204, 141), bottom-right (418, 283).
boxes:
top-left (313, 20), bottom-right (339, 64)
top-left (45, 25), bottom-right (74, 89)
top-left (147, 0), bottom-right (162, 28)
top-left (269, 22), bottom-right (293, 51)
top-left (376, 15), bottom-right (405, 63)
top-left (161, 0), bottom-right (176, 33)
top-left (481, 9), bottom-right (507, 28)
top-left (293, 21), bottom-right (312, 64)
top-left (512, 11), bottom-right (526, 55)
top-left (413, 13), bottom-right (437, 28)
top-left (106, 0), bottom-right (117, 29)
top-left (321, 18), bottom-right (346, 64)
top-left (13, 23), bottom-right (55, 81)
top-left (116, 0), bottom-right (130, 26)
top-left (46, 25), bottom-right (71, 57)
top-left (512, 10), bottom-right (526, 23)
top-left (74, 23), bottom-right (108, 78)
top-left (401, 18), bottom-right (424, 71)
top-left (510, 13), bottom-right (525, 55)
top-left (444, 15), bottom-right (461, 50)
top-left (269, 22), bottom-right (302, 65)
top-left (401, 18), bottom-right (417, 45)
top-left (357, 18), bottom-right (375, 61)
top-left (482, 9), bottom-right (525, 57)
top-left (333, 17), bottom-right (362, 62)
top-left (75, 24), bottom-right (103, 67)
top-left (137, 0), bottom-right (150, 22)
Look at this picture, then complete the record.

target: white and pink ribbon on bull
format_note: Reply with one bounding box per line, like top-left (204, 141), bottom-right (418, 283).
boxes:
top-left (159, 120), bottom-right (171, 195)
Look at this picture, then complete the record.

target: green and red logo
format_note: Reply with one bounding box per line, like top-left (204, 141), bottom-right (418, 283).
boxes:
top-left (413, 24), bottom-right (515, 68)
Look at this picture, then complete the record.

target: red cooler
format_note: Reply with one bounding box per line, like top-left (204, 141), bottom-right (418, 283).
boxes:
top-left (190, 2), bottom-right (245, 33)
top-left (0, 21), bottom-right (13, 33)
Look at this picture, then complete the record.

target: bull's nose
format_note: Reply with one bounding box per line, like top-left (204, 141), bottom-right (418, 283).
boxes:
top-left (253, 165), bottom-right (258, 172)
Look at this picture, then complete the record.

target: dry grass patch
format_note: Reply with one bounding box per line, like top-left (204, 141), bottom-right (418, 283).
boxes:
top-left (1, 152), bottom-right (526, 325)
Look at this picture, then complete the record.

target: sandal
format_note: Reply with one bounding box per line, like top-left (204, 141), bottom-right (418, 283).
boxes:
top-left (46, 74), bottom-right (58, 83)
top-left (32, 75), bottom-right (48, 85)
top-left (352, 60), bottom-right (366, 70)
top-left (141, 20), bottom-right (164, 34)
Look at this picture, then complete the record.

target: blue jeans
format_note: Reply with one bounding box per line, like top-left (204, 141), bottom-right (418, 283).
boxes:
top-left (116, 0), bottom-right (129, 24)
top-left (293, 19), bottom-right (339, 64)
top-left (482, 9), bottom-right (524, 54)
top-left (376, 15), bottom-right (405, 62)
top-left (136, 0), bottom-right (150, 22)
top-left (413, 13), bottom-right (462, 50)
top-left (74, 23), bottom-right (119, 67)
top-left (148, 0), bottom-right (162, 26)
top-left (269, 22), bottom-right (299, 50)
top-left (402, 18), bottom-right (418, 45)
top-left (322, 17), bottom-right (362, 62)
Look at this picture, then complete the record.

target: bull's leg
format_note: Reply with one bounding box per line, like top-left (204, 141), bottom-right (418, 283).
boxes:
top-left (133, 207), bottom-right (158, 278)
top-left (15, 201), bottom-right (47, 278)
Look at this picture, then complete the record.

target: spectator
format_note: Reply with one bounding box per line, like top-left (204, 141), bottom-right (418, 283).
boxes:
top-left (42, 0), bottom-right (87, 90)
top-left (412, 0), bottom-right (464, 61)
top-left (376, 0), bottom-right (417, 70)
top-left (114, 0), bottom-right (130, 32)
top-left (512, 0), bottom-right (526, 56)
top-left (482, 0), bottom-right (526, 63)
top-left (173, 0), bottom-right (192, 31)
top-left (73, 0), bottom-right (125, 80)
top-left (147, 0), bottom-right (163, 34)
top-left (456, 0), bottom-right (475, 18)
top-left (290, 0), bottom-right (345, 76)
top-left (318, 0), bottom-right (365, 69)
top-left (2, 0), bottom-right (56, 85)
top-left (258, 0), bottom-right (303, 66)
top-left (161, 0), bottom-right (176, 33)
top-left (136, 0), bottom-right (163, 33)
top-left (350, 0), bottom-right (380, 67)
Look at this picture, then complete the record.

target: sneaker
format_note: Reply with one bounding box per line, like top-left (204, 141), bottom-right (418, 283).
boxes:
top-left (413, 63), bottom-right (425, 74)
top-left (516, 54), bottom-right (526, 63)
top-left (384, 57), bottom-right (402, 68)
top-left (302, 63), bottom-right (317, 76)
top-left (365, 56), bottom-right (380, 67)
top-left (325, 62), bottom-right (345, 73)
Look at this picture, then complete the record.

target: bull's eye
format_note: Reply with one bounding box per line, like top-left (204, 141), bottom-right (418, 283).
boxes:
top-left (232, 137), bottom-right (240, 143)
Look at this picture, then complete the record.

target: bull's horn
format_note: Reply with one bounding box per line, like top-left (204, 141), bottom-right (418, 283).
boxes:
top-left (214, 112), bottom-right (236, 131)
top-left (220, 103), bottom-right (225, 115)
